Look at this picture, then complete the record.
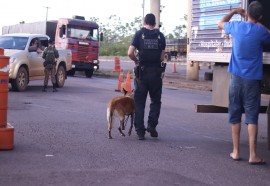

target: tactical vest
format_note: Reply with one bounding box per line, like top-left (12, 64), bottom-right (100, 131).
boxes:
top-left (45, 46), bottom-right (58, 62)
top-left (139, 28), bottom-right (162, 65)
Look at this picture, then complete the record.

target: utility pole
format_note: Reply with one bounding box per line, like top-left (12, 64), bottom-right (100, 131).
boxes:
top-left (142, 0), bottom-right (145, 26)
top-left (44, 6), bottom-right (50, 22)
top-left (44, 6), bottom-right (50, 32)
top-left (150, 0), bottom-right (160, 29)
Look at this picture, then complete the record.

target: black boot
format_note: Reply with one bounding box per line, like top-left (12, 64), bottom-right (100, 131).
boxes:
top-left (53, 84), bottom-right (58, 92)
top-left (42, 85), bottom-right (47, 92)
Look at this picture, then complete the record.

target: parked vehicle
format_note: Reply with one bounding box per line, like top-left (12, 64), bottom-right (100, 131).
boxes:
top-left (2, 15), bottom-right (102, 78)
top-left (165, 38), bottom-right (187, 61)
top-left (0, 33), bottom-right (72, 91)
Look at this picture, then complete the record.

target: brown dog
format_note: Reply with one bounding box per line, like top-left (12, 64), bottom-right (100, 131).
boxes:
top-left (107, 89), bottom-right (135, 139)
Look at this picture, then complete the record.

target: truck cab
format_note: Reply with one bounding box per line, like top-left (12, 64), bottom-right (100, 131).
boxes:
top-left (55, 16), bottom-right (100, 77)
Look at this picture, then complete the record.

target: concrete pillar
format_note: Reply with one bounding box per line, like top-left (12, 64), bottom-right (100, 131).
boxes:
top-left (267, 100), bottom-right (270, 150)
top-left (186, 61), bottom-right (199, 81)
top-left (150, 0), bottom-right (160, 29)
top-left (186, 0), bottom-right (199, 81)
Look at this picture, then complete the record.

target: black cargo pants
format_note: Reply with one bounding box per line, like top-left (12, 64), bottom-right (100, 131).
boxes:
top-left (134, 66), bottom-right (163, 135)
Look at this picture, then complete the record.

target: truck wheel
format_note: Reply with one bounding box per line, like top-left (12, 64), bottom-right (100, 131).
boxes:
top-left (85, 69), bottom-right (93, 78)
top-left (67, 69), bottom-right (75, 76)
top-left (204, 72), bottom-right (213, 81)
top-left (11, 67), bottom-right (28, 92)
top-left (56, 65), bottom-right (66, 88)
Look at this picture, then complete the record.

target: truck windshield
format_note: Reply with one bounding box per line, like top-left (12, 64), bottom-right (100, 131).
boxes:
top-left (0, 36), bottom-right (28, 50)
top-left (67, 27), bottom-right (98, 41)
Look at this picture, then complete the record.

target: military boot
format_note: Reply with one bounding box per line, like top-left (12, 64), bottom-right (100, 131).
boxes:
top-left (53, 84), bottom-right (58, 92)
top-left (42, 85), bottom-right (47, 92)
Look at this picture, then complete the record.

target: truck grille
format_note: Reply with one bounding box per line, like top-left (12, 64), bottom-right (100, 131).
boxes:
top-left (77, 45), bottom-right (89, 61)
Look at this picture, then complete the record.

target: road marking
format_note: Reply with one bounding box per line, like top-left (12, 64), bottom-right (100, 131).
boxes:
top-left (45, 154), bottom-right (54, 157)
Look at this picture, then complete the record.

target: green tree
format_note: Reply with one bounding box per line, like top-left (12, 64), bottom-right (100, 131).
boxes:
top-left (172, 14), bottom-right (187, 39)
top-left (90, 14), bottom-right (187, 56)
top-left (93, 15), bottom-right (142, 56)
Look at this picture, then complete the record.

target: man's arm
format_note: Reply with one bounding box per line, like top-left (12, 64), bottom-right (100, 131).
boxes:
top-left (257, 22), bottom-right (270, 33)
top-left (42, 48), bottom-right (47, 59)
top-left (218, 8), bottom-right (246, 29)
top-left (127, 45), bottom-right (139, 65)
top-left (37, 47), bottom-right (42, 54)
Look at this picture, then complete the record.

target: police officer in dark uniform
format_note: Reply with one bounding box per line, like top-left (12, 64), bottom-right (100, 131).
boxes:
top-left (128, 13), bottom-right (166, 140)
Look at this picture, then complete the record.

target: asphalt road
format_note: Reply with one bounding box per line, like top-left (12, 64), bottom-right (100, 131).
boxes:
top-left (1, 71), bottom-right (270, 185)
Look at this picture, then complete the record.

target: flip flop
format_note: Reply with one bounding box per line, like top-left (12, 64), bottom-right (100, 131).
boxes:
top-left (249, 159), bottom-right (266, 165)
top-left (230, 153), bottom-right (241, 161)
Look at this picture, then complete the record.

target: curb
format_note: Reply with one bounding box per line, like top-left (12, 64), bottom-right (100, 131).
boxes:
top-left (93, 70), bottom-right (213, 92)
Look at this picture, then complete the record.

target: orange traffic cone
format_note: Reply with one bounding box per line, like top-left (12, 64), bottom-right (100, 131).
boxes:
top-left (114, 56), bottom-right (121, 72)
top-left (123, 71), bottom-right (132, 93)
top-left (115, 69), bottom-right (124, 92)
top-left (172, 62), bottom-right (177, 73)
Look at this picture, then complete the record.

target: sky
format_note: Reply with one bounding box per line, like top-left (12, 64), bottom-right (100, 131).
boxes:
top-left (0, 0), bottom-right (187, 34)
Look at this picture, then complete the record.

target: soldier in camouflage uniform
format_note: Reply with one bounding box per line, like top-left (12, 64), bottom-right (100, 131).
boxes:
top-left (42, 40), bottom-right (59, 92)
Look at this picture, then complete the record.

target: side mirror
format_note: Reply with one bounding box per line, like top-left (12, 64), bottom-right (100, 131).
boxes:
top-left (100, 32), bottom-right (103, 42)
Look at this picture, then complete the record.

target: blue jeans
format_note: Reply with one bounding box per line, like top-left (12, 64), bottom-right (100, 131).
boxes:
top-left (228, 75), bottom-right (261, 125)
top-left (134, 66), bottom-right (163, 135)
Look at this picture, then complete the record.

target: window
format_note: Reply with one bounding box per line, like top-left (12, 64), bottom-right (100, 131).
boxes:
top-left (67, 26), bottom-right (98, 41)
top-left (0, 36), bottom-right (28, 50)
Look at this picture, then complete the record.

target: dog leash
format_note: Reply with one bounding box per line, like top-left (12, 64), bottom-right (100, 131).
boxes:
top-left (124, 114), bottom-right (131, 127)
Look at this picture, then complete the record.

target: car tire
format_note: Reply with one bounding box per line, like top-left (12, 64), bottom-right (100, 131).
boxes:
top-left (11, 66), bottom-right (29, 92)
top-left (204, 72), bottom-right (213, 81)
top-left (56, 65), bottom-right (66, 88)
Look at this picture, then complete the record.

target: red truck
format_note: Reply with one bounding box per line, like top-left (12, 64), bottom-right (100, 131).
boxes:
top-left (2, 15), bottom-right (102, 78)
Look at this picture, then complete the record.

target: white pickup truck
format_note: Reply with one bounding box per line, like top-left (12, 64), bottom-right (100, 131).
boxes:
top-left (0, 33), bottom-right (72, 91)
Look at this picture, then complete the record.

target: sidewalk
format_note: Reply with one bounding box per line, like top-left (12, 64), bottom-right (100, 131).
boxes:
top-left (94, 67), bottom-right (213, 92)
top-left (97, 56), bottom-right (213, 92)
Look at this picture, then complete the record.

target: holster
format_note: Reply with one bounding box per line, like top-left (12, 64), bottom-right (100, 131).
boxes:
top-left (134, 62), bottom-right (166, 79)
top-left (134, 65), bottom-right (142, 80)
top-left (161, 62), bottom-right (167, 72)
top-left (43, 61), bottom-right (47, 67)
